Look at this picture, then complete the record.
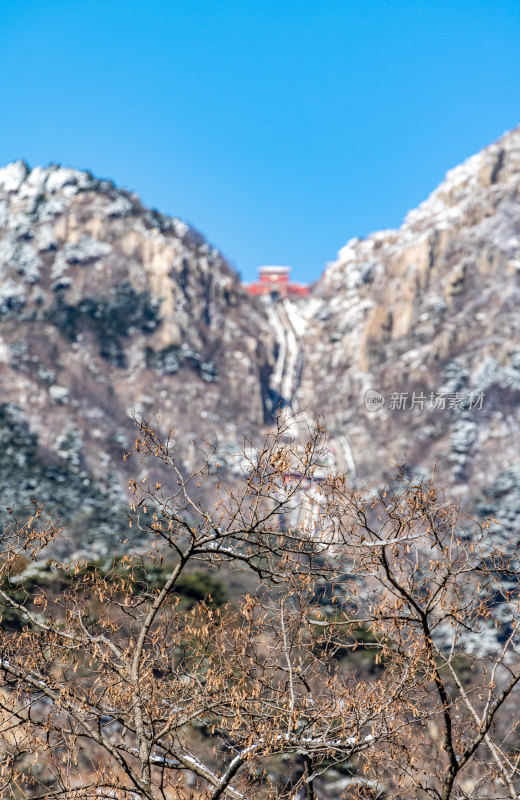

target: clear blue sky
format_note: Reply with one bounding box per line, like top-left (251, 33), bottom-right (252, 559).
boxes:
top-left (1, 1), bottom-right (519, 283)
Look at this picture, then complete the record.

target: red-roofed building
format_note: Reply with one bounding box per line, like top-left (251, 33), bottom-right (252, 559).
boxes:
top-left (247, 266), bottom-right (309, 298)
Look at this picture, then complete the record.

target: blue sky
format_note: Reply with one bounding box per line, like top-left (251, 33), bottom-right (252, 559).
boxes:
top-left (1, 1), bottom-right (519, 282)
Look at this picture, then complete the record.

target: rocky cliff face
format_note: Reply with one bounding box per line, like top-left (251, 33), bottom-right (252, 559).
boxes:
top-left (0, 161), bottom-right (274, 556)
top-left (298, 126), bottom-right (520, 540)
top-left (2, 126), bottom-right (520, 555)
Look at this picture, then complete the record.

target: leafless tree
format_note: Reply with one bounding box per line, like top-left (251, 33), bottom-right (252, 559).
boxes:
top-left (1, 416), bottom-right (520, 799)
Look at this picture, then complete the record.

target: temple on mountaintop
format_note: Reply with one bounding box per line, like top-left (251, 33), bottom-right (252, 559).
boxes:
top-left (246, 266), bottom-right (309, 298)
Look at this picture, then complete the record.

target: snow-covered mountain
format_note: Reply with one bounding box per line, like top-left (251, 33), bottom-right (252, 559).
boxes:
top-left (299, 126), bottom-right (520, 539)
top-left (2, 126), bottom-right (520, 553)
top-left (0, 160), bottom-right (275, 555)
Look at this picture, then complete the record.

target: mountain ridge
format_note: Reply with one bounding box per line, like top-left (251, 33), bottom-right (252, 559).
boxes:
top-left (0, 158), bottom-right (276, 556)
top-left (296, 124), bottom-right (520, 543)
top-left (1, 125), bottom-right (520, 552)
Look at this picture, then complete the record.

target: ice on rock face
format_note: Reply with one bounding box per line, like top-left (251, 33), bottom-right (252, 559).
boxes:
top-left (49, 385), bottom-right (69, 403)
top-left (475, 199), bottom-right (520, 255)
top-left (36, 225), bottom-right (57, 252)
top-left (0, 278), bottom-right (26, 315)
top-left (0, 201), bottom-right (9, 228)
top-left (61, 235), bottom-right (112, 264)
top-left (0, 163), bottom-right (97, 219)
top-left (0, 238), bottom-right (17, 272)
top-left (7, 212), bottom-right (33, 238)
top-left (337, 238), bottom-right (362, 265)
top-left (0, 237), bottom-right (42, 284)
top-left (45, 167), bottom-right (90, 195)
top-left (0, 161), bottom-right (29, 194)
top-left (50, 236), bottom-right (111, 285)
top-left (402, 131), bottom-right (520, 235)
top-left (18, 166), bottom-right (49, 200)
top-left (50, 252), bottom-right (68, 282)
top-left (173, 219), bottom-right (189, 238)
top-left (105, 196), bottom-right (133, 217)
top-left (14, 244), bottom-right (43, 284)
top-left (38, 196), bottom-right (68, 222)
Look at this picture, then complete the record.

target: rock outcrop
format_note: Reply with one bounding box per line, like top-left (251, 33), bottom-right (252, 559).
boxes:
top-left (298, 126), bottom-right (520, 536)
top-left (2, 126), bottom-right (520, 554)
top-left (0, 161), bottom-right (274, 555)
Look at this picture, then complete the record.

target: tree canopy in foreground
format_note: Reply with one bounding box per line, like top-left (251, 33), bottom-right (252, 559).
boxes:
top-left (1, 416), bottom-right (520, 799)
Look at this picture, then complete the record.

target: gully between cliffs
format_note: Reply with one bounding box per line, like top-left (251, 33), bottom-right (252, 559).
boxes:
top-left (266, 297), bottom-right (305, 411)
top-left (265, 295), bottom-right (357, 483)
